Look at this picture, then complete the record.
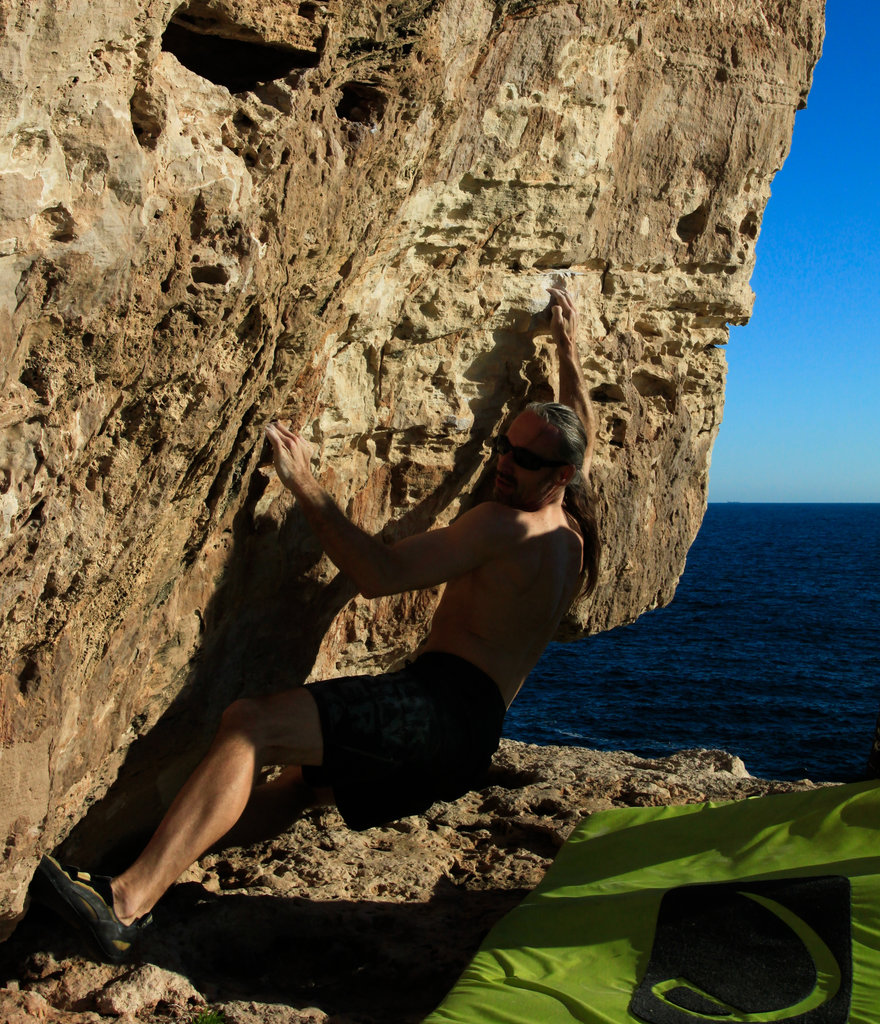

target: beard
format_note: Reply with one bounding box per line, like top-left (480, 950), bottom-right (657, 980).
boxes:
top-left (493, 469), bottom-right (558, 512)
top-left (493, 471), bottom-right (517, 506)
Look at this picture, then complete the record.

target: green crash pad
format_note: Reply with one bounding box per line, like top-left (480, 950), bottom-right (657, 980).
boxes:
top-left (424, 780), bottom-right (880, 1023)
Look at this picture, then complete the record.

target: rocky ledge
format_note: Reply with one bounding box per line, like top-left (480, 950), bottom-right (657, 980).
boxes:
top-left (0, 740), bottom-right (824, 1024)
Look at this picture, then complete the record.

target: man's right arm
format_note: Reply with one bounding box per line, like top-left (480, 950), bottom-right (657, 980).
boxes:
top-left (547, 287), bottom-right (596, 479)
top-left (265, 422), bottom-right (524, 597)
top-left (266, 422), bottom-right (386, 591)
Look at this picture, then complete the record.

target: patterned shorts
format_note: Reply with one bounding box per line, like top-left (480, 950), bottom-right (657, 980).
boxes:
top-left (301, 651), bottom-right (506, 830)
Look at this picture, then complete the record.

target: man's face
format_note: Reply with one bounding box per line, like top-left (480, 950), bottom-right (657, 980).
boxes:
top-left (492, 411), bottom-right (569, 510)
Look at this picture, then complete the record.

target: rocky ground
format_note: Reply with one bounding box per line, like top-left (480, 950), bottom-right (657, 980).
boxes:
top-left (0, 741), bottom-right (826, 1024)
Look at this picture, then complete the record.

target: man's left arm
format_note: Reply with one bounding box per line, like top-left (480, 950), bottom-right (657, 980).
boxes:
top-left (547, 286), bottom-right (596, 480)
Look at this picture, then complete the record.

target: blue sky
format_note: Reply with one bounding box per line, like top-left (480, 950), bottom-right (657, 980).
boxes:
top-left (709, 1), bottom-right (880, 503)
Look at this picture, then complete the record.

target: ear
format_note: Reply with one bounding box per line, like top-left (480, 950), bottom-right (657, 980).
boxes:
top-left (556, 465), bottom-right (576, 488)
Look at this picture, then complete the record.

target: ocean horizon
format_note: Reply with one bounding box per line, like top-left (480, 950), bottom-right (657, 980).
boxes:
top-left (505, 502), bottom-right (880, 783)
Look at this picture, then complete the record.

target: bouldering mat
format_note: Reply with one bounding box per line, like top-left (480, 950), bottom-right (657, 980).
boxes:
top-left (423, 780), bottom-right (880, 1023)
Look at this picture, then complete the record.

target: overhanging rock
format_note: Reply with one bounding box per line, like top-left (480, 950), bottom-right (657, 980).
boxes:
top-left (0, 0), bottom-right (824, 937)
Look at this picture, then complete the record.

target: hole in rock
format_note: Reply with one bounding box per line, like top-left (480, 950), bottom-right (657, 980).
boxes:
top-left (19, 357), bottom-right (51, 398)
top-left (336, 82), bottom-right (387, 125)
top-left (634, 319), bottom-right (662, 338)
top-left (191, 263), bottom-right (230, 285)
top-left (739, 210), bottom-right (759, 240)
top-left (592, 382), bottom-right (626, 403)
top-left (25, 499), bottom-right (45, 526)
top-left (632, 368), bottom-right (676, 405)
top-left (676, 203), bottom-right (709, 244)
top-left (609, 417), bottom-right (627, 446)
top-left (18, 657), bottom-right (40, 695)
top-left (41, 203), bottom-right (76, 242)
top-left (162, 3), bottom-right (320, 93)
top-left (130, 82), bottom-right (165, 149)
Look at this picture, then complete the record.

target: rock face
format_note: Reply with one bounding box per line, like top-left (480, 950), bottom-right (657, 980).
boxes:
top-left (0, 742), bottom-right (824, 1024)
top-left (0, 0), bottom-right (823, 936)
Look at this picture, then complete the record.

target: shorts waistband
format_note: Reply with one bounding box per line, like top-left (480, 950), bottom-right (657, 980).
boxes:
top-left (409, 651), bottom-right (506, 716)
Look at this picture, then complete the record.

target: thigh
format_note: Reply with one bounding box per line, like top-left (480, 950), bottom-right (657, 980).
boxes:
top-left (245, 686), bottom-right (324, 767)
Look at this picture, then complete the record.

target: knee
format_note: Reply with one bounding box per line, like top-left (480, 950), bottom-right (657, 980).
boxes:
top-left (219, 697), bottom-right (265, 743)
top-left (218, 688), bottom-right (322, 765)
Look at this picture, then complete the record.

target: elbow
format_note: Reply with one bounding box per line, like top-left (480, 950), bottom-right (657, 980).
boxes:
top-left (353, 566), bottom-right (397, 600)
top-left (357, 580), bottom-right (383, 600)
top-left (356, 569), bottom-right (412, 600)
top-left (349, 545), bottom-right (409, 599)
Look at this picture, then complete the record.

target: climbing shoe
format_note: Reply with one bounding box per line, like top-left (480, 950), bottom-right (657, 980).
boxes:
top-left (32, 854), bottom-right (151, 963)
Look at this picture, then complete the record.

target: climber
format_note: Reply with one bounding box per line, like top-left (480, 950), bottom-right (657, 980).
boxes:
top-left (34, 287), bottom-right (600, 963)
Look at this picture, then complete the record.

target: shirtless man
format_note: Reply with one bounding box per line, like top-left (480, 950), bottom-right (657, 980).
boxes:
top-left (35, 287), bottom-right (600, 962)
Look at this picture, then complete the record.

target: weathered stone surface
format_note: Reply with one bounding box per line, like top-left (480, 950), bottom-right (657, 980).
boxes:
top-left (1, 0), bottom-right (823, 935)
top-left (0, 741), bottom-right (826, 1023)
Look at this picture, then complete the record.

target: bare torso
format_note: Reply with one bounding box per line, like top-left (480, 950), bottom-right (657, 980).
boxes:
top-left (420, 500), bottom-right (583, 707)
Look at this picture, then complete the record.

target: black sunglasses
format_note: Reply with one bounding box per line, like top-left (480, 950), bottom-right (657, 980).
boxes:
top-left (492, 434), bottom-right (568, 471)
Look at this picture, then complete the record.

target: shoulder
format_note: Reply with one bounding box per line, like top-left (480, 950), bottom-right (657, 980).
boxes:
top-left (448, 501), bottom-right (530, 548)
top-left (454, 501), bottom-right (575, 549)
top-left (455, 500), bottom-right (528, 531)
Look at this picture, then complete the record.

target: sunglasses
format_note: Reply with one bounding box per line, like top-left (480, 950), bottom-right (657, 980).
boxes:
top-left (492, 434), bottom-right (569, 471)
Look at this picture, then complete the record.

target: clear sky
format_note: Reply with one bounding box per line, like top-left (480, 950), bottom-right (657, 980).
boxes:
top-left (708, 0), bottom-right (880, 503)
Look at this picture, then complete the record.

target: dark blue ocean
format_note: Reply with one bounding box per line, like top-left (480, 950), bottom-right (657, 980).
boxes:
top-left (505, 504), bottom-right (880, 782)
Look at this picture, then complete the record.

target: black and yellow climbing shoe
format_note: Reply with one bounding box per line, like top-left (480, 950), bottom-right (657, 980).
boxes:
top-left (33, 854), bottom-right (152, 963)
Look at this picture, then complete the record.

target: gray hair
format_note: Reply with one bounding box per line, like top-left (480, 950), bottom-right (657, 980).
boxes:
top-left (526, 402), bottom-right (588, 470)
top-left (526, 401), bottom-right (600, 597)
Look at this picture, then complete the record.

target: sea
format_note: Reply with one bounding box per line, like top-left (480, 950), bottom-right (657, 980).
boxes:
top-left (504, 503), bottom-right (880, 783)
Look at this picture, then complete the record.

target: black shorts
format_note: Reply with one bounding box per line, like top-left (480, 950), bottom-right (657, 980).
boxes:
top-left (301, 652), bottom-right (506, 830)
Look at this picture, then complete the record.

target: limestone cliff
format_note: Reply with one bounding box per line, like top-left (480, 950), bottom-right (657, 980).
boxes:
top-left (0, 0), bottom-right (823, 936)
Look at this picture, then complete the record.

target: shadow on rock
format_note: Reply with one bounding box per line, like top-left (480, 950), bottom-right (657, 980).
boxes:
top-left (3, 877), bottom-right (526, 1023)
top-left (149, 880), bottom-right (524, 1019)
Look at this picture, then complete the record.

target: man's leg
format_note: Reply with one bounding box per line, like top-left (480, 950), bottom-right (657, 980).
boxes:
top-left (110, 686), bottom-right (324, 925)
top-left (216, 764), bottom-right (334, 851)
